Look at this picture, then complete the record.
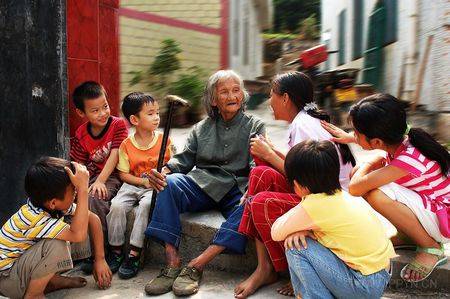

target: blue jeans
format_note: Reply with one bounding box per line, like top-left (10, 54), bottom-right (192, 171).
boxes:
top-left (286, 238), bottom-right (390, 299)
top-left (145, 173), bottom-right (247, 254)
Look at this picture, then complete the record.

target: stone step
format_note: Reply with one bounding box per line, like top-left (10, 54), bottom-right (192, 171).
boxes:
top-left (138, 211), bottom-right (450, 293)
top-left (143, 211), bottom-right (258, 272)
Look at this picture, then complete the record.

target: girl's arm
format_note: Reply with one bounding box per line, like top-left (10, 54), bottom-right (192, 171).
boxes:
top-left (271, 204), bottom-right (318, 241)
top-left (348, 157), bottom-right (408, 196)
top-left (320, 120), bottom-right (357, 144)
top-left (250, 137), bottom-right (286, 174)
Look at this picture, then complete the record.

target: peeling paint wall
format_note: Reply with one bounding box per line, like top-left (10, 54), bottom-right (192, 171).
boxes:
top-left (0, 1), bottom-right (68, 224)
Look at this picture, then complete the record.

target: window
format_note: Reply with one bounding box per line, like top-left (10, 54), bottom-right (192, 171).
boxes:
top-left (384, 0), bottom-right (397, 45)
top-left (353, 0), bottom-right (364, 59)
top-left (338, 9), bottom-right (346, 65)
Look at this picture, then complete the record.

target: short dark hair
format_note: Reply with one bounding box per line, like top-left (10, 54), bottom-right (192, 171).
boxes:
top-left (121, 92), bottom-right (156, 124)
top-left (24, 157), bottom-right (73, 207)
top-left (350, 93), bottom-right (449, 174)
top-left (72, 81), bottom-right (107, 111)
top-left (285, 140), bottom-right (341, 195)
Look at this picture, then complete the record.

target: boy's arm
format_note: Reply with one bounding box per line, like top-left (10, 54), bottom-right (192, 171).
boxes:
top-left (88, 212), bottom-right (112, 289)
top-left (119, 171), bottom-right (152, 188)
top-left (90, 148), bottom-right (119, 200)
top-left (57, 163), bottom-right (90, 243)
top-left (271, 204), bottom-right (318, 241)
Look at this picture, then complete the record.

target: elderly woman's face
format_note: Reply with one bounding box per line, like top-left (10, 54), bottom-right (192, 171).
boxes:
top-left (213, 77), bottom-right (244, 121)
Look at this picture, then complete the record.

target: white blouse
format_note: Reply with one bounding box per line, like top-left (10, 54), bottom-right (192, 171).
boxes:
top-left (287, 110), bottom-right (353, 190)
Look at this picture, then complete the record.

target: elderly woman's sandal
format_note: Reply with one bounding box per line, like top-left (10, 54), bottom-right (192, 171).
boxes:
top-left (400, 245), bottom-right (447, 282)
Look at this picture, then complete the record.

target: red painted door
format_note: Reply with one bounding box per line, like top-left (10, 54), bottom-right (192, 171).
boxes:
top-left (67, 0), bottom-right (120, 136)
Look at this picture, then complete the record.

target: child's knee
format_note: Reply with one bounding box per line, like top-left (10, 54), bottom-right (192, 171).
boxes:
top-left (363, 189), bottom-right (392, 209)
top-left (286, 238), bottom-right (321, 257)
top-left (250, 192), bottom-right (280, 214)
top-left (109, 200), bottom-right (127, 213)
top-left (250, 165), bottom-right (273, 177)
top-left (43, 239), bottom-right (70, 256)
top-left (165, 173), bottom-right (183, 184)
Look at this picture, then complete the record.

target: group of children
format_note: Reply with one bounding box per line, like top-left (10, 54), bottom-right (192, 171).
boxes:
top-left (0, 81), bottom-right (171, 298)
top-left (0, 72), bottom-right (448, 299)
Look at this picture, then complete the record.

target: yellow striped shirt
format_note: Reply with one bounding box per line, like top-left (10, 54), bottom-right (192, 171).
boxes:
top-left (0, 200), bottom-right (75, 271)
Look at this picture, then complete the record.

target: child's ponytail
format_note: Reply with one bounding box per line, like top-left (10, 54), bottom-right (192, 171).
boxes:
top-left (408, 128), bottom-right (449, 175)
top-left (304, 105), bottom-right (356, 166)
top-left (272, 71), bottom-right (356, 166)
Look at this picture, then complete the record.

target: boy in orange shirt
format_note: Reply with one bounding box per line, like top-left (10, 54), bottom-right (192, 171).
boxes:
top-left (106, 92), bottom-right (172, 279)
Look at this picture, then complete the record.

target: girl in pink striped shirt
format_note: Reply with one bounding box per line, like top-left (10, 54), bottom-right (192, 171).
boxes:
top-left (322, 93), bottom-right (449, 283)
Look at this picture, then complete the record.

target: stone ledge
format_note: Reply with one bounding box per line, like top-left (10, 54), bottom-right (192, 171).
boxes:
top-left (128, 211), bottom-right (450, 292)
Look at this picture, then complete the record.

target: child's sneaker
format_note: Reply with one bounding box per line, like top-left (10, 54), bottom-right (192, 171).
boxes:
top-left (80, 257), bottom-right (94, 274)
top-left (118, 255), bottom-right (140, 279)
top-left (107, 251), bottom-right (124, 273)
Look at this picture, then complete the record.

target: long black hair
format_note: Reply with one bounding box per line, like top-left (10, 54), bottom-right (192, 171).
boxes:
top-left (350, 93), bottom-right (449, 175)
top-left (272, 71), bottom-right (356, 166)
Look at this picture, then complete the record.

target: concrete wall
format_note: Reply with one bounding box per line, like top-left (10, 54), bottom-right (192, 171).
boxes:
top-left (121, 0), bottom-right (222, 28)
top-left (119, 0), bottom-right (268, 98)
top-left (119, 1), bottom-right (223, 98)
top-left (0, 1), bottom-right (69, 224)
top-left (229, 0), bottom-right (264, 79)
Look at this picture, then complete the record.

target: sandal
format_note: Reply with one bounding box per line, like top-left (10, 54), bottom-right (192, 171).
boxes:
top-left (400, 244), bottom-right (447, 282)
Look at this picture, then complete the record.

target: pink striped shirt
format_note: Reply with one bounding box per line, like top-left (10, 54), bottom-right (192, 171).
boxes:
top-left (387, 138), bottom-right (449, 234)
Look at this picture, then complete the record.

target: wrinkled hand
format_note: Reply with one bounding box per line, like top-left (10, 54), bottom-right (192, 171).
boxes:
top-left (65, 162), bottom-right (89, 192)
top-left (93, 258), bottom-right (112, 289)
top-left (250, 136), bottom-right (275, 161)
top-left (320, 120), bottom-right (356, 144)
top-left (258, 134), bottom-right (275, 150)
top-left (143, 169), bottom-right (167, 191)
top-left (89, 180), bottom-right (108, 201)
top-left (161, 166), bottom-right (172, 176)
top-left (284, 230), bottom-right (317, 250)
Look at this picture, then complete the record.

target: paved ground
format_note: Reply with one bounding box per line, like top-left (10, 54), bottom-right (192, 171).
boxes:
top-left (44, 265), bottom-right (449, 299)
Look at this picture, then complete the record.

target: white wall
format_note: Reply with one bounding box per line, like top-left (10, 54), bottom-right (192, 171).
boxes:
top-left (321, 0), bottom-right (450, 110)
top-left (229, 0), bottom-right (264, 79)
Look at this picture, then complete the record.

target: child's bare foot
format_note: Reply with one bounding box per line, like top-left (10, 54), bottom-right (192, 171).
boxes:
top-left (45, 275), bottom-right (87, 293)
top-left (234, 267), bottom-right (278, 298)
top-left (277, 282), bottom-right (294, 296)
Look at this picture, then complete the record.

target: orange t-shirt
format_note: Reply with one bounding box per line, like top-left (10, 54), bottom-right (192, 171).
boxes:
top-left (117, 132), bottom-right (172, 178)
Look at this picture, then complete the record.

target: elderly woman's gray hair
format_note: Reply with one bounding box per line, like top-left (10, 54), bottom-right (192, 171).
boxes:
top-left (202, 70), bottom-right (249, 118)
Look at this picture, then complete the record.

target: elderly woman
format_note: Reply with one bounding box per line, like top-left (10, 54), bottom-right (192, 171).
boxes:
top-left (144, 70), bottom-right (266, 296)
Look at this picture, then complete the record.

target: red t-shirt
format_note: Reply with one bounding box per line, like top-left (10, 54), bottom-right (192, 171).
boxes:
top-left (70, 116), bottom-right (129, 176)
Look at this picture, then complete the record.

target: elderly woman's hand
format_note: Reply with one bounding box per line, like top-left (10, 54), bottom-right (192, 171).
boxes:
top-left (250, 135), bottom-right (275, 162)
top-left (142, 169), bottom-right (167, 191)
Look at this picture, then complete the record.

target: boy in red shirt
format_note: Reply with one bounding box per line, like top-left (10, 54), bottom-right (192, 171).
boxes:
top-left (70, 82), bottom-right (128, 264)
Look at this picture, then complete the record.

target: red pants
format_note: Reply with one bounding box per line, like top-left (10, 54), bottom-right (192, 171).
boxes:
top-left (238, 166), bottom-right (300, 271)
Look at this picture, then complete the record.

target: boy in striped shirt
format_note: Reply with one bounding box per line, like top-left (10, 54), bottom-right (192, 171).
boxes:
top-left (0, 157), bottom-right (112, 298)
